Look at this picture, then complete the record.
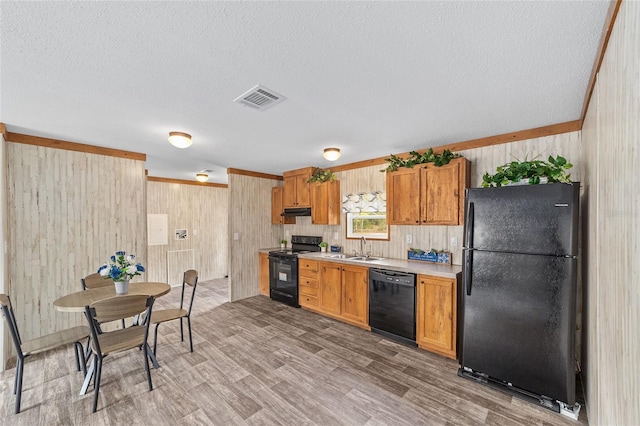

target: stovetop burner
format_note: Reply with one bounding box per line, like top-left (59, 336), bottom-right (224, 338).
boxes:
top-left (268, 235), bottom-right (322, 258)
top-left (268, 249), bottom-right (313, 257)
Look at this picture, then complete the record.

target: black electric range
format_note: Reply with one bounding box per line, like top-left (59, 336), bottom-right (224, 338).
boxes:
top-left (268, 235), bottom-right (322, 307)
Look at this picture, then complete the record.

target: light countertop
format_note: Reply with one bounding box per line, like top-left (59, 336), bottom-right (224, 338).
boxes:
top-left (260, 248), bottom-right (461, 279)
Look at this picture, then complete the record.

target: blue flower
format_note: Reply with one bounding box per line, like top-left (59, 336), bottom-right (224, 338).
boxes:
top-left (99, 250), bottom-right (145, 282)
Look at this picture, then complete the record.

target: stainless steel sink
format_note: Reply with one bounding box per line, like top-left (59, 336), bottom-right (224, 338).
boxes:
top-left (326, 254), bottom-right (357, 259)
top-left (325, 254), bottom-right (384, 262)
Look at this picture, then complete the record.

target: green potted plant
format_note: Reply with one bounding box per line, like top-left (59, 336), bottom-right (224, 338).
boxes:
top-left (308, 168), bottom-right (336, 183)
top-left (380, 148), bottom-right (460, 172)
top-left (279, 239), bottom-right (287, 249)
top-left (482, 155), bottom-right (573, 187)
top-left (319, 241), bottom-right (328, 252)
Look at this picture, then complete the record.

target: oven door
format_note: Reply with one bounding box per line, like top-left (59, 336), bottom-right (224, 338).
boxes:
top-left (269, 255), bottom-right (299, 306)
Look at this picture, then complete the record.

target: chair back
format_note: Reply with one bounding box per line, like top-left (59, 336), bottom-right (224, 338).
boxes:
top-left (90, 294), bottom-right (153, 324)
top-left (82, 272), bottom-right (114, 290)
top-left (85, 295), bottom-right (154, 354)
top-left (0, 294), bottom-right (25, 359)
top-left (180, 270), bottom-right (199, 315)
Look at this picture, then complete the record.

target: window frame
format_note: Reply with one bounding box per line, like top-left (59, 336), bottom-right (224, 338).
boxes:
top-left (345, 212), bottom-right (389, 241)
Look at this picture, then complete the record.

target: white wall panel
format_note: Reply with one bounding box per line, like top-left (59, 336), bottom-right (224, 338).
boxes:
top-left (6, 143), bottom-right (147, 346)
top-left (582, 1), bottom-right (640, 423)
top-left (146, 181), bottom-right (228, 284)
top-left (228, 173), bottom-right (282, 302)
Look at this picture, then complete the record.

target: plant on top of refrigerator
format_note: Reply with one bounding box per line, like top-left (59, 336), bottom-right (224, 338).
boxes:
top-left (482, 155), bottom-right (573, 188)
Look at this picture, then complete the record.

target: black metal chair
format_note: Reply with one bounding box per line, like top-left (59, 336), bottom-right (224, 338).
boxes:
top-left (151, 269), bottom-right (199, 354)
top-left (84, 294), bottom-right (155, 413)
top-left (81, 272), bottom-right (125, 328)
top-left (0, 293), bottom-right (89, 414)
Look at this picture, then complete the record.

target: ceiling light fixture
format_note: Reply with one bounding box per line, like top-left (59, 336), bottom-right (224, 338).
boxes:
top-left (168, 131), bottom-right (192, 148)
top-left (195, 173), bottom-right (209, 182)
top-left (323, 147), bottom-right (341, 161)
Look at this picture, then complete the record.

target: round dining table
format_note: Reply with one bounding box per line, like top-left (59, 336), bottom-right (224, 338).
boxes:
top-left (53, 281), bottom-right (171, 395)
top-left (53, 282), bottom-right (171, 312)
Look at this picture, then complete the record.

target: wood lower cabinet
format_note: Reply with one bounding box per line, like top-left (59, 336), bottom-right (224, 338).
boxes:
top-left (259, 252), bottom-right (270, 296)
top-left (319, 262), bottom-right (342, 315)
top-left (416, 274), bottom-right (457, 359)
top-left (300, 260), bottom-right (369, 330)
top-left (340, 264), bottom-right (369, 326)
top-left (299, 259), bottom-right (320, 308)
top-left (308, 261), bottom-right (370, 330)
top-left (386, 157), bottom-right (470, 225)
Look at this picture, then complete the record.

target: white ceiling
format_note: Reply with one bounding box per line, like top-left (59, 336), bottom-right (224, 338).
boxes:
top-left (1, 1), bottom-right (610, 184)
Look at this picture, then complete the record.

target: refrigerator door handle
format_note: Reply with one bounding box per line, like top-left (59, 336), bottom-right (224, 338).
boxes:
top-left (465, 202), bottom-right (474, 249)
top-left (464, 249), bottom-right (473, 296)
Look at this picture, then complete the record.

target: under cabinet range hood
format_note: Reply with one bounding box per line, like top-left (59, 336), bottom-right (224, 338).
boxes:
top-left (282, 207), bottom-right (311, 217)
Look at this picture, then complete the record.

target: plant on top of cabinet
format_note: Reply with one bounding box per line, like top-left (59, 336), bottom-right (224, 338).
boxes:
top-left (482, 155), bottom-right (573, 187)
top-left (380, 148), bottom-right (460, 172)
top-left (308, 168), bottom-right (336, 183)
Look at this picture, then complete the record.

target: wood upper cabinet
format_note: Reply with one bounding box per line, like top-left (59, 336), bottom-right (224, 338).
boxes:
top-left (271, 186), bottom-right (295, 225)
top-left (283, 167), bottom-right (313, 208)
top-left (319, 261), bottom-right (342, 315)
top-left (259, 252), bottom-right (270, 296)
top-left (416, 274), bottom-right (457, 359)
top-left (386, 157), bottom-right (470, 225)
top-left (386, 167), bottom-right (422, 225)
top-left (340, 264), bottom-right (369, 326)
top-left (311, 180), bottom-right (341, 225)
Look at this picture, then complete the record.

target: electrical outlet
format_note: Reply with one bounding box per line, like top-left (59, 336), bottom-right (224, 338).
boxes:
top-left (233, 232), bottom-right (239, 241)
top-left (406, 234), bottom-right (412, 244)
top-left (451, 236), bottom-right (458, 247)
top-left (334, 232), bottom-right (339, 240)
top-left (193, 229), bottom-right (198, 236)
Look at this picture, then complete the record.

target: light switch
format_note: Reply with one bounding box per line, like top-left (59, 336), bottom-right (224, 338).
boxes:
top-left (451, 236), bottom-right (458, 247)
top-left (233, 232), bottom-right (239, 240)
top-left (193, 230), bottom-right (198, 236)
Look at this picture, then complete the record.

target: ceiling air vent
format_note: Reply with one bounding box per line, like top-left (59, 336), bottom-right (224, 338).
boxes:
top-left (233, 85), bottom-right (286, 111)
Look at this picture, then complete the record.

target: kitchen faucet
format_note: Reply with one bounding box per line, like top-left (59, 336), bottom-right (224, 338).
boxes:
top-left (360, 236), bottom-right (367, 257)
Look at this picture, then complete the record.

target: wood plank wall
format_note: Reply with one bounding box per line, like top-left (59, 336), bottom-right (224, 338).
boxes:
top-left (146, 181), bottom-right (228, 285)
top-left (582, 1), bottom-right (639, 423)
top-left (5, 142), bottom-right (147, 348)
top-left (284, 132), bottom-right (581, 267)
top-left (0, 133), bottom-right (7, 369)
top-left (227, 173), bottom-right (282, 302)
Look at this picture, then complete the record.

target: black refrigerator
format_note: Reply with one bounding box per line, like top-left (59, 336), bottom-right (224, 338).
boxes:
top-left (459, 183), bottom-right (580, 416)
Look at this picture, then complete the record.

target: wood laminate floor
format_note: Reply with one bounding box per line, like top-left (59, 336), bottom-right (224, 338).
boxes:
top-left (1, 278), bottom-right (588, 425)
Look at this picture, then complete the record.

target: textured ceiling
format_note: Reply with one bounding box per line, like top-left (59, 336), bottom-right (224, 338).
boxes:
top-left (1, 1), bottom-right (610, 184)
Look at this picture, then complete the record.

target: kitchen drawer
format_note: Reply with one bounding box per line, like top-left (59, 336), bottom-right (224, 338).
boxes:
top-left (299, 283), bottom-right (319, 297)
top-left (299, 276), bottom-right (318, 289)
top-left (300, 294), bottom-right (319, 308)
top-left (299, 259), bottom-right (319, 272)
top-left (300, 269), bottom-right (318, 281)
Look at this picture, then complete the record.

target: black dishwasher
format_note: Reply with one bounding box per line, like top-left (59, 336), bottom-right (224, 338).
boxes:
top-left (369, 268), bottom-right (417, 347)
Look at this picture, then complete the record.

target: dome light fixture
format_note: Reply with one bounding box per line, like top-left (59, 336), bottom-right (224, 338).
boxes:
top-left (168, 131), bottom-right (192, 148)
top-left (323, 147), bottom-right (341, 161)
top-left (195, 173), bottom-right (209, 182)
